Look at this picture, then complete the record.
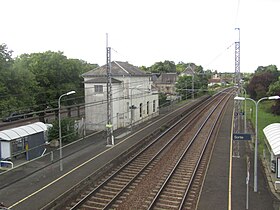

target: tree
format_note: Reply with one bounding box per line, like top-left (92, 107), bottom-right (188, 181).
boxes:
top-left (268, 79), bottom-right (280, 115)
top-left (0, 45), bottom-right (99, 119)
top-left (158, 92), bottom-right (168, 107)
top-left (247, 71), bottom-right (279, 100)
top-left (255, 65), bottom-right (278, 74)
top-left (139, 65), bottom-right (149, 72)
top-left (14, 51), bottom-right (97, 111)
top-left (0, 44), bottom-right (16, 116)
top-left (48, 118), bottom-right (78, 143)
top-left (150, 60), bottom-right (176, 73)
top-left (175, 75), bottom-right (192, 100)
top-left (176, 62), bottom-right (188, 73)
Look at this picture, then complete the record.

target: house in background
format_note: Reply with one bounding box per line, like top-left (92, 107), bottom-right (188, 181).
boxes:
top-left (208, 74), bottom-right (222, 87)
top-left (153, 73), bottom-right (177, 95)
top-left (180, 64), bottom-right (195, 77)
top-left (82, 61), bottom-right (159, 131)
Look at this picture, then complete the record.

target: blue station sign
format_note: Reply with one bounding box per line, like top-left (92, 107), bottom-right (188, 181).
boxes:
top-left (233, 133), bottom-right (252, 141)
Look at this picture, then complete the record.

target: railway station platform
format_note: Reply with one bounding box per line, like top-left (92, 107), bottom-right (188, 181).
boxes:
top-left (198, 98), bottom-right (279, 210)
top-left (0, 96), bottom-right (279, 210)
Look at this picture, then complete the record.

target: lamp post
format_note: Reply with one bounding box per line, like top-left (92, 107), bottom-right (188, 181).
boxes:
top-left (130, 85), bottom-right (142, 132)
top-left (234, 95), bottom-right (280, 192)
top-left (58, 90), bottom-right (76, 171)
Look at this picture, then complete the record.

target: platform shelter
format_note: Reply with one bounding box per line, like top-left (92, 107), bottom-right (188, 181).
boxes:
top-left (0, 122), bottom-right (48, 161)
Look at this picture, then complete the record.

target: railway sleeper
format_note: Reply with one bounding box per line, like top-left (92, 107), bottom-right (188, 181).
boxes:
top-left (128, 163), bottom-right (146, 168)
top-left (187, 192), bottom-right (196, 200)
top-left (83, 200), bottom-right (106, 209)
top-left (90, 195), bottom-right (112, 203)
top-left (165, 184), bottom-right (186, 191)
top-left (190, 185), bottom-right (199, 192)
top-left (162, 190), bottom-right (183, 197)
top-left (184, 202), bottom-right (193, 210)
top-left (160, 193), bottom-right (183, 200)
top-left (122, 168), bottom-right (141, 174)
top-left (113, 176), bottom-right (131, 182)
top-left (95, 192), bottom-right (115, 199)
top-left (103, 185), bottom-right (122, 192)
top-left (99, 188), bottom-right (119, 195)
top-left (169, 180), bottom-right (188, 187)
top-left (117, 173), bottom-right (135, 179)
top-left (159, 197), bottom-right (181, 205)
top-left (154, 201), bottom-right (179, 209)
top-left (107, 181), bottom-right (126, 187)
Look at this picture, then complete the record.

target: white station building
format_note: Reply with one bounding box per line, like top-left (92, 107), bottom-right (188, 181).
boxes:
top-left (82, 61), bottom-right (159, 131)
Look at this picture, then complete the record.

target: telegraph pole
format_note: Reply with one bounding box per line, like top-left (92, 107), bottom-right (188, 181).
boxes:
top-left (106, 33), bottom-right (114, 146)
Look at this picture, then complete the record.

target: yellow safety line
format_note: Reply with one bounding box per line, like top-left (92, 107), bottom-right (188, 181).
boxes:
top-left (228, 104), bottom-right (235, 210)
top-left (9, 103), bottom-right (189, 208)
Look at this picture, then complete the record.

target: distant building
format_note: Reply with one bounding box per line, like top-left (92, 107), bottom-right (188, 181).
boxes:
top-left (153, 73), bottom-right (177, 96)
top-left (180, 64), bottom-right (195, 77)
top-left (82, 61), bottom-right (159, 131)
top-left (208, 74), bottom-right (222, 87)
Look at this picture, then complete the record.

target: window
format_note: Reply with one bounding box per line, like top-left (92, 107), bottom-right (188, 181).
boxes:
top-left (12, 138), bottom-right (24, 155)
top-left (94, 85), bottom-right (103, 93)
top-left (153, 100), bottom-right (156, 112)
top-left (139, 103), bottom-right (143, 118)
top-left (147, 101), bottom-right (149, 115)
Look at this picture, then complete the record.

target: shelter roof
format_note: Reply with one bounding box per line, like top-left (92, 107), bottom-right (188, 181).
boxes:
top-left (263, 123), bottom-right (280, 155)
top-left (0, 122), bottom-right (48, 141)
top-left (82, 61), bottom-right (148, 77)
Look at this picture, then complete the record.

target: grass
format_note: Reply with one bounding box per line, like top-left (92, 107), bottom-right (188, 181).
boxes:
top-left (245, 100), bottom-right (280, 154)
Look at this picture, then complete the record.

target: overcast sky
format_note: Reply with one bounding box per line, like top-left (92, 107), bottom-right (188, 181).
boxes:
top-left (2, 0), bottom-right (280, 72)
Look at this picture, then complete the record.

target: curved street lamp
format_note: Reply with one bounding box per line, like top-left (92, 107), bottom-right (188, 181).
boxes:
top-left (58, 90), bottom-right (76, 171)
top-left (234, 95), bottom-right (280, 192)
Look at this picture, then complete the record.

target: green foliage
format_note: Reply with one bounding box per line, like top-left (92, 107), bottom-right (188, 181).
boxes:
top-left (0, 48), bottom-right (98, 118)
top-left (150, 60), bottom-right (176, 73)
top-left (175, 75), bottom-right (192, 100)
top-left (175, 71), bottom-right (208, 100)
top-left (255, 65), bottom-right (278, 74)
top-left (0, 44), bottom-right (17, 116)
top-left (246, 100), bottom-right (280, 151)
top-left (268, 80), bottom-right (280, 115)
top-left (176, 62), bottom-right (188, 73)
top-left (247, 68), bottom-right (279, 100)
top-left (159, 92), bottom-right (168, 106)
top-left (48, 118), bottom-right (78, 144)
top-left (139, 65), bottom-right (149, 72)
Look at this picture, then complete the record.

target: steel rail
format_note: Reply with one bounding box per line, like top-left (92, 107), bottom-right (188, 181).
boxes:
top-left (147, 90), bottom-right (233, 209)
top-left (68, 89), bottom-right (233, 209)
top-left (179, 91), bottom-right (233, 209)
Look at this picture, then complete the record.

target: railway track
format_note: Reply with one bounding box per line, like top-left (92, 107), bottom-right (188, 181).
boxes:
top-left (65, 89), bottom-right (234, 210)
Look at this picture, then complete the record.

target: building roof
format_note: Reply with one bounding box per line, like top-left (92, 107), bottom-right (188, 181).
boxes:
top-left (263, 123), bottom-right (280, 155)
top-left (84, 77), bottom-right (122, 84)
top-left (82, 61), bottom-right (148, 77)
top-left (0, 122), bottom-right (48, 141)
top-left (155, 73), bottom-right (177, 84)
top-left (181, 64), bottom-right (195, 76)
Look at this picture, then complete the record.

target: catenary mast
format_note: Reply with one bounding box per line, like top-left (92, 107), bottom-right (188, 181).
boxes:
top-left (235, 28), bottom-right (240, 87)
top-left (106, 33), bottom-right (114, 146)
